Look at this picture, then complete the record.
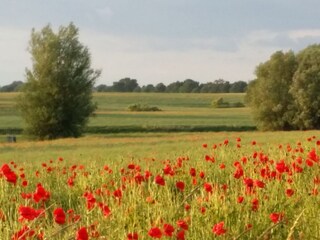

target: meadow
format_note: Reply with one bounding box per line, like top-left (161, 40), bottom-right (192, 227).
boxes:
top-left (1, 92), bottom-right (320, 239)
top-left (1, 131), bottom-right (320, 239)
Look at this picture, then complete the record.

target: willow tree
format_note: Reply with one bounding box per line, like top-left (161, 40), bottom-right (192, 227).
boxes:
top-left (18, 23), bottom-right (100, 139)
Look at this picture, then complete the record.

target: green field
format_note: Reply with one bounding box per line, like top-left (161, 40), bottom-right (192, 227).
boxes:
top-left (0, 92), bottom-right (254, 136)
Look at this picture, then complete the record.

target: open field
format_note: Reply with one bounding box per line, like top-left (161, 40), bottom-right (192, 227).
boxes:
top-left (1, 131), bottom-right (320, 239)
top-left (0, 92), bottom-right (254, 135)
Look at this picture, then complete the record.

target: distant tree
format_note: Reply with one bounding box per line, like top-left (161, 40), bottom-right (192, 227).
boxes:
top-left (246, 50), bottom-right (297, 130)
top-left (229, 81), bottom-right (247, 93)
top-left (0, 81), bottom-right (24, 92)
top-left (213, 79), bottom-right (230, 93)
top-left (290, 44), bottom-right (320, 129)
top-left (179, 79), bottom-right (199, 93)
top-left (17, 23), bottom-right (100, 139)
top-left (95, 84), bottom-right (109, 92)
top-left (155, 83), bottom-right (166, 92)
top-left (112, 78), bottom-right (139, 92)
top-left (166, 81), bottom-right (182, 93)
top-left (141, 84), bottom-right (156, 92)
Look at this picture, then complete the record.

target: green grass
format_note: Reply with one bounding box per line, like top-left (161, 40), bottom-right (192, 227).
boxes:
top-left (0, 92), bottom-right (254, 135)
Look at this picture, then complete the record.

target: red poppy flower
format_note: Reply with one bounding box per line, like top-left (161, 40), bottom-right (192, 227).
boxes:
top-left (148, 227), bottom-right (162, 238)
top-left (33, 183), bottom-right (50, 203)
top-left (270, 212), bottom-right (284, 223)
top-left (203, 182), bottom-right (213, 193)
top-left (0, 164), bottom-right (17, 184)
top-left (176, 181), bottom-right (185, 192)
top-left (189, 168), bottom-right (196, 177)
top-left (127, 232), bottom-right (138, 240)
top-left (286, 189), bottom-right (294, 197)
top-left (251, 198), bottom-right (259, 211)
top-left (177, 219), bottom-right (188, 230)
top-left (12, 225), bottom-right (35, 240)
top-left (113, 189), bottom-right (123, 199)
top-left (76, 227), bottom-right (88, 240)
top-left (19, 206), bottom-right (44, 221)
top-left (212, 222), bottom-right (227, 235)
top-left (53, 208), bottom-right (66, 224)
top-left (155, 175), bottom-right (165, 186)
top-left (163, 223), bottom-right (175, 236)
top-left (101, 204), bottom-right (111, 217)
top-left (237, 196), bottom-right (244, 203)
top-left (176, 230), bottom-right (185, 240)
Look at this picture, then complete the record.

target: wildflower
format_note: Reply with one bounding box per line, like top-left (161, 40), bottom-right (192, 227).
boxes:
top-left (127, 232), bottom-right (138, 240)
top-left (212, 222), bottom-right (227, 236)
top-left (176, 181), bottom-right (185, 192)
top-left (19, 206), bottom-right (44, 221)
top-left (0, 164), bottom-right (17, 184)
top-left (163, 224), bottom-right (175, 236)
top-left (76, 227), bottom-right (88, 240)
top-left (270, 212), bottom-right (284, 223)
top-left (148, 227), bottom-right (162, 238)
top-left (155, 175), bottom-right (165, 186)
top-left (53, 208), bottom-right (66, 224)
top-left (177, 219), bottom-right (188, 230)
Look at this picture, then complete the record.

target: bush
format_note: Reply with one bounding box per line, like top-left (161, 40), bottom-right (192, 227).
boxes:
top-left (211, 98), bottom-right (244, 108)
top-left (128, 104), bottom-right (162, 112)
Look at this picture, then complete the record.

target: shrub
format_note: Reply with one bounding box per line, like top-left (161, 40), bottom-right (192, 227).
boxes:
top-left (128, 104), bottom-right (162, 112)
top-left (211, 98), bottom-right (244, 108)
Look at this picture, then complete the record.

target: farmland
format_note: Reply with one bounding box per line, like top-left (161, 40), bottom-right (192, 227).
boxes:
top-left (0, 92), bottom-right (253, 137)
top-left (1, 92), bottom-right (320, 239)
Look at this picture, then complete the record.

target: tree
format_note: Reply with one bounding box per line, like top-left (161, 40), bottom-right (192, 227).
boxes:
top-left (155, 83), bottom-right (166, 92)
top-left (246, 50), bottom-right (297, 130)
top-left (0, 81), bottom-right (24, 92)
top-left (229, 81), bottom-right (247, 93)
top-left (290, 44), bottom-right (320, 129)
top-left (112, 78), bottom-right (139, 92)
top-left (166, 81), bottom-right (182, 93)
top-left (17, 23), bottom-right (100, 139)
top-left (179, 79), bottom-right (199, 93)
top-left (141, 84), bottom-right (156, 92)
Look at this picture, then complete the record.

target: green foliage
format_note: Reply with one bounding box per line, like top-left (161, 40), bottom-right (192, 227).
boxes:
top-left (17, 23), bottom-right (100, 140)
top-left (290, 44), bottom-right (320, 129)
top-left (246, 51), bottom-right (298, 130)
top-left (95, 79), bottom-right (248, 93)
top-left (0, 81), bottom-right (24, 92)
top-left (128, 103), bottom-right (162, 112)
top-left (247, 44), bottom-right (320, 130)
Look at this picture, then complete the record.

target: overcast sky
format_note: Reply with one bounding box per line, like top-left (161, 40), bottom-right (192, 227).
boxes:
top-left (1, 0), bottom-right (320, 86)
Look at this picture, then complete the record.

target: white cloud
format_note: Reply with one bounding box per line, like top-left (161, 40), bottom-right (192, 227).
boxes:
top-left (288, 29), bottom-right (320, 40)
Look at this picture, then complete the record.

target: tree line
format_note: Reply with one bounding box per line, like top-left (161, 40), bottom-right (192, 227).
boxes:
top-left (95, 78), bottom-right (248, 93)
top-left (1, 78), bottom-right (247, 93)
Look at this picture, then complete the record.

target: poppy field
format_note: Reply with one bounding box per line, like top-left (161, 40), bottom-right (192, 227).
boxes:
top-left (1, 131), bottom-right (320, 239)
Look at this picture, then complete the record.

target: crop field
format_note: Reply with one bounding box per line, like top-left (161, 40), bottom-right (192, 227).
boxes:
top-left (0, 92), bottom-right (254, 136)
top-left (1, 131), bottom-right (320, 239)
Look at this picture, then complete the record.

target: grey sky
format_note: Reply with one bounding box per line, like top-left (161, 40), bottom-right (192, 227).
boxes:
top-left (1, 0), bottom-right (320, 86)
